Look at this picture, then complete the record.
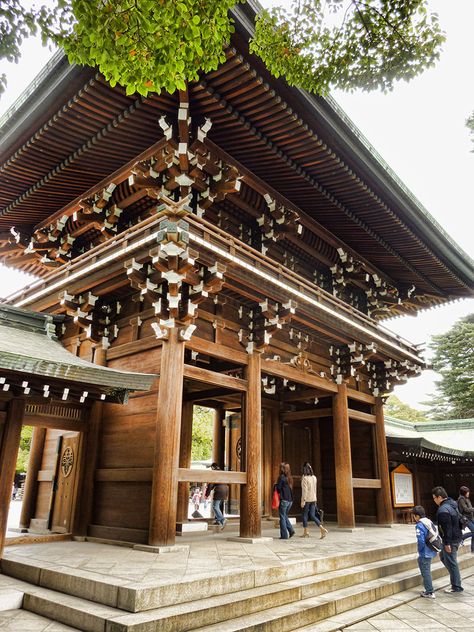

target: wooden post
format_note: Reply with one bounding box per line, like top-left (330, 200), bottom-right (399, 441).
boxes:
top-left (270, 408), bottom-right (282, 518)
top-left (74, 401), bottom-right (103, 536)
top-left (240, 352), bottom-right (262, 538)
top-left (177, 401), bottom-right (194, 523)
top-left (311, 421), bottom-right (323, 509)
top-left (262, 409), bottom-right (272, 516)
top-left (212, 407), bottom-right (225, 468)
top-left (149, 328), bottom-right (185, 546)
top-left (0, 398), bottom-right (25, 558)
top-left (19, 426), bottom-right (46, 530)
top-left (333, 383), bottom-right (355, 528)
top-left (374, 397), bottom-right (393, 524)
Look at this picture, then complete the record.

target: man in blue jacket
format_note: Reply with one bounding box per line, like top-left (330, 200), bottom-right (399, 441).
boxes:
top-left (432, 486), bottom-right (463, 593)
top-left (411, 506), bottom-right (437, 598)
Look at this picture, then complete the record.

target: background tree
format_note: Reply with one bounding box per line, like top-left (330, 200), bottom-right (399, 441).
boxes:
top-left (191, 406), bottom-right (214, 461)
top-left (15, 425), bottom-right (33, 473)
top-left (384, 394), bottom-right (427, 422)
top-left (1, 1), bottom-right (444, 98)
top-left (424, 314), bottom-right (474, 420)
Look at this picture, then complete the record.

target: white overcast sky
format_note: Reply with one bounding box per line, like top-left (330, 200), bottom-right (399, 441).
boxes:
top-left (0, 0), bottom-right (473, 410)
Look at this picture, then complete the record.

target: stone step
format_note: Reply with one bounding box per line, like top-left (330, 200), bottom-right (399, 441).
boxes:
top-left (20, 548), bottom-right (473, 632)
top-left (193, 551), bottom-right (474, 632)
top-left (1, 541), bottom-right (416, 613)
top-left (0, 607), bottom-right (79, 631)
top-left (295, 562), bottom-right (474, 631)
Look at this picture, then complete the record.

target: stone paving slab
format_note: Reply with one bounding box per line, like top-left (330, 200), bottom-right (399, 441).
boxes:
top-left (3, 522), bottom-right (415, 588)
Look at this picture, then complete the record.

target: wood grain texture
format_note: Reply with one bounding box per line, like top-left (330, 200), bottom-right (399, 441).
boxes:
top-left (149, 328), bottom-right (185, 546)
top-left (374, 397), bottom-right (394, 524)
top-left (240, 352), bottom-right (262, 538)
top-left (19, 427), bottom-right (46, 529)
top-left (0, 398), bottom-right (25, 558)
top-left (177, 401), bottom-right (194, 523)
top-left (333, 383), bottom-right (355, 528)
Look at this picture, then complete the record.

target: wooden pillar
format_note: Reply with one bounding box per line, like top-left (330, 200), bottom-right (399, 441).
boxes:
top-left (240, 352), bottom-right (262, 538)
top-left (212, 407), bottom-right (225, 468)
top-left (333, 383), bottom-right (355, 528)
top-left (0, 398), bottom-right (25, 558)
top-left (311, 421), bottom-right (323, 508)
top-left (177, 401), bottom-right (194, 523)
top-left (270, 408), bottom-right (282, 518)
top-left (149, 328), bottom-right (185, 546)
top-left (74, 343), bottom-right (107, 536)
top-left (262, 409), bottom-right (273, 516)
top-left (19, 426), bottom-right (46, 530)
top-left (374, 397), bottom-right (393, 524)
top-left (74, 401), bottom-right (103, 536)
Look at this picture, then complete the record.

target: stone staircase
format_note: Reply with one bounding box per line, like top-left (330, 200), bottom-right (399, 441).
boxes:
top-left (1, 542), bottom-right (474, 632)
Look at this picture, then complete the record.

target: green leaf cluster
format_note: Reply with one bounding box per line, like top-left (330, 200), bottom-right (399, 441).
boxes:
top-left (424, 314), bottom-right (474, 420)
top-left (15, 424), bottom-right (33, 474)
top-left (45, 0), bottom-right (242, 96)
top-left (191, 405), bottom-right (214, 461)
top-left (0, 0), bottom-right (56, 95)
top-left (250, 0), bottom-right (445, 95)
top-left (384, 394), bottom-right (427, 423)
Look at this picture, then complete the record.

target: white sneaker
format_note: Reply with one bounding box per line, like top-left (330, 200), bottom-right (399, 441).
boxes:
top-left (420, 591), bottom-right (435, 599)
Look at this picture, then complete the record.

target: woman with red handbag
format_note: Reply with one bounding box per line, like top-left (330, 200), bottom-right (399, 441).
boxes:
top-left (275, 462), bottom-right (295, 540)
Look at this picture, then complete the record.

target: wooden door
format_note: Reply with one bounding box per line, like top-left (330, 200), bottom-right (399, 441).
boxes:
top-left (50, 432), bottom-right (80, 533)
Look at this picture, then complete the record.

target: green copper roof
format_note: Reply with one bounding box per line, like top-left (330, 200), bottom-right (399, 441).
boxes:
top-left (0, 304), bottom-right (156, 403)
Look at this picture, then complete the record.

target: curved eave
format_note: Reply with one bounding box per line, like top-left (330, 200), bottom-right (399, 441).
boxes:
top-left (387, 435), bottom-right (474, 460)
top-left (234, 1), bottom-right (474, 291)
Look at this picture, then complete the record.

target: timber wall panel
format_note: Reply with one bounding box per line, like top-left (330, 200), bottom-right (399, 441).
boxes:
top-left (319, 417), bottom-right (337, 517)
top-left (92, 481), bottom-right (151, 531)
top-left (350, 421), bottom-right (376, 518)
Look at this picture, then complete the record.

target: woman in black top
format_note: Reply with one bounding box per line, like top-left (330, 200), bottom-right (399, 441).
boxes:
top-left (458, 486), bottom-right (474, 553)
top-left (276, 462), bottom-right (295, 539)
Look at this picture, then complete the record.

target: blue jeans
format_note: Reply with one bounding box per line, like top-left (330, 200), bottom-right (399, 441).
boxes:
top-left (440, 545), bottom-right (462, 591)
top-left (418, 556), bottom-right (434, 594)
top-left (463, 519), bottom-right (474, 552)
top-left (302, 502), bottom-right (321, 528)
top-left (279, 499), bottom-right (294, 539)
top-left (212, 499), bottom-right (225, 525)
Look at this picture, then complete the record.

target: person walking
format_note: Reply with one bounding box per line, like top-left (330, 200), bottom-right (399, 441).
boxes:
top-left (458, 486), bottom-right (474, 553)
top-left (411, 506), bottom-right (437, 599)
top-left (205, 463), bottom-right (229, 530)
top-left (276, 462), bottom-right (295, 540)
top-left (300, 462), bottom-right (328, 539)
top-left (432, 486), bottom-right (463, 593)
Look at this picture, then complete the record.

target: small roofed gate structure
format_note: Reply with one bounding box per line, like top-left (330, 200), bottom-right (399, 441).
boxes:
top-left (0, 4), bottom-right (473, 547)
top-left (0, 305), bottom-right (155, 557)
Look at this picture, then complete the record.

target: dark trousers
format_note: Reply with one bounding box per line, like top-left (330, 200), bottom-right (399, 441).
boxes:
top-left (440, 545), bottom-right (462, 591)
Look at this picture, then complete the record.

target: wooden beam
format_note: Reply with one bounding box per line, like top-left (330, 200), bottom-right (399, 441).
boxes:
top-left (333, 383), bottom-right (355, 528)
top-left (183, 364), bottom-right (247, 391)
top-left (186, 338), bottom-right (248, 365)
top-left (281, 388), bottom-right (331, 402)
top-left (149, 328), bottom-right (185, 547)
top-left (348, 409), bottom-right (376, 424)
top-left (184, 388), bottom-right (234, 403)
top-left (240, 352), bottom-right (262, 538)
top-left (352, 478), bottom-right (382, 489)
top-left (347, 389), bottom-right (375, 404)
top-left (263, 360), bottom-right (337, 392)
top-left (374, 398), bottom-right (394, 524)
top-left (281, 407), bottom-right (332, 422)
top-left (22, 416), bottom-right (87, 432)
top-left (177, 469), bottom-right (247, 484)
top-left (0, 398), bottom-right (25, 558)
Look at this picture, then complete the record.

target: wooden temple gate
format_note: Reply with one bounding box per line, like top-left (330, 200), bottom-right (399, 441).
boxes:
top-left (1, 9), bottom-right (472, 549)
